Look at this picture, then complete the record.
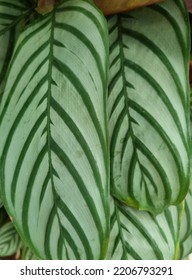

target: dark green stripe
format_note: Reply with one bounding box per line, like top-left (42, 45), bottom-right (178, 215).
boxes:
top-left (44, 205), bottom-right (57, 259)
top-left (120, 130), bottom-right (130, 166)
top-left (39, 172), bottom-right (50, 207)
top-left (60, 227), bottom-right (81, 260)
top-left (128, 150), bottom-right (138, 200)
top-left (141, 165), bottom-right (158, 195)
top-left (125, 242), bottom-right (142, 260)
top-left (165, 208), bottom-right (178, 243)
top-left (58, 201), bottom-right (94, 259)
top-left (134, 137), bottom-right (171, 203)
top-left (108, 68), bottom-right (122, 98)
top-left (57, 234), bottom-right (65, 260)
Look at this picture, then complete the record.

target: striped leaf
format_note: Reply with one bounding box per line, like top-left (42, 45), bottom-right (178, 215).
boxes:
top-left (0, 222), bottom-right (21, 257)
top-left (106, 198), bottom-right (182, 260)
top-left (0, 0), bottom-right (32, 93)
top-left (179, 185), bottom-right (192, 259)
top-left (179, 133), bottom-right (192, 259)
top-left (21, 243), bottom-right (39, 260)
top-left (108, 0), bottom-right (190, 213)
top-left (0, 0), bottom-right (109, 260)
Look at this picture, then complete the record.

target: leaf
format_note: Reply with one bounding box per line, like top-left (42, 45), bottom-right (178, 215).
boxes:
top-left (0, 222), bottom-right (21, 257)
top-left (108, 0), bottom-right (190, 214)
top-left (0, 0), bottom-right (32, 94)
top-left (21, 243), bottom-right (39, 260)
top-left (93, 0), bottom-right (164, 16)
top-left (106, 198), bottom-right (182, 259)
top-left (0, 0), bottom-right (109, 260)
top-left (179, 182), bottom-right (192, 259)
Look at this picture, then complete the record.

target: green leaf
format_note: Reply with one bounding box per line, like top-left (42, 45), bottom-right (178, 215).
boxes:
top-left (0, 222), bottom-right (21, 257)
top-left (108, 0), bottom-right (190, 214)
top-left (0, 0), bottom-right (109, 260)
top-left (0, 0), bottom-right (32, 93)
top-left (179, 158), bottom-right (192, 259)
top-left (21, 243), bottom-right (39, 260)
top-left (106, 198), bottom-right (182, 260)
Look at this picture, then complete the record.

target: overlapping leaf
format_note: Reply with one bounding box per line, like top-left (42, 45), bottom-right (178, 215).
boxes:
top-left (21, 243), bottom-right (39, 260)
top-left (179, 185), bottom-right (192, 258)
top-left (0, 0), bottom-right (32, 94)
top-left (0, 0), bottom-right (109, 260)
top-left (108, 0), bottom-right (190, 214)
top-left (0, 222), bottom-right (21, 257)
top-left (106, 199), bottom-right (182, 260)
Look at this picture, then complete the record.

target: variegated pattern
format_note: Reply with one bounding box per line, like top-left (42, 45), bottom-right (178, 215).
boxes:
top-left (108, 0), bottom-right (190, 214)
top-left (106, 198), bottom-right (182, 260)
top-left (21, 243), bottom-right (39, 260)
top-left (0, 0), bottom-right (109, 260)
top-left (0, 222), bottom-right (21, 257)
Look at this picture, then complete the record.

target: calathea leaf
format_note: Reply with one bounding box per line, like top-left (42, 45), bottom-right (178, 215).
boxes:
top-left (108, 0), bottom-right (190, 214)
top-left (179, 191), bottom-right (192, 259)
top-left (0, 0), bottom-right (32, 94)
top-left (0, 222), bottom-right (21, 257)
top-left (21, 243), bottom-right (39, 260)
top-left (179, 155), bottom-right (192, 259)
top-left (0, 0), bottom-right (109, 260)
top-left (106, 198), bottom-right (182, 260)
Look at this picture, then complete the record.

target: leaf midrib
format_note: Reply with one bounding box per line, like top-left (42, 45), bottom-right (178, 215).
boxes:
top-left (116, 14), bottom-right (148, 202)
top-left (45, 8), bottom-right (68, 259)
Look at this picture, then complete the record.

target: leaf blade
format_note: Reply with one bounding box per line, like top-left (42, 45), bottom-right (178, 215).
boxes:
top-left (0, 0), bottom-right (109, 260)
top-left (108, 0), bottom-right (190, 213)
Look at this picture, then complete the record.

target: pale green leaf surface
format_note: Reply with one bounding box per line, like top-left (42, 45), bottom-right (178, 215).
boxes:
top-left (106, 198), bottom-right (182, 260)
top-left (0, 222), bottom-right (21, 257)
top-left (179, 154), bottom-right (192, 258)
top-left (108, 0), bottom-right (190, 213)
top-left (0, 0), bottom-right (109, 260)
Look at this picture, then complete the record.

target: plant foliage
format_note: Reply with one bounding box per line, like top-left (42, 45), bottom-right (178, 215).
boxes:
top-left (0, 0), bottom-right (191, 260)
